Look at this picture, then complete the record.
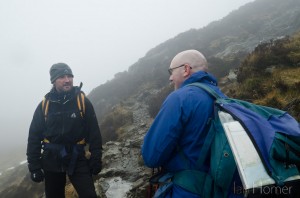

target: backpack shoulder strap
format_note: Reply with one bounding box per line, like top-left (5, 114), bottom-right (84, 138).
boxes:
top-left (42, 91), bottom-right (86, 120)
top-left (77, 91), bottom-right (86, 118)
top-left (42, 97), bottom-right (50, 121)
top-left (187, 82), bottom-right (222, 100)
top-left (178, 83), bottom-right (223, 168)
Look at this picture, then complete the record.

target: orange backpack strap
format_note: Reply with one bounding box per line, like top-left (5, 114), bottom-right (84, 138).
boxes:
top-left (42, 91), bottom-right (85, 120)
top-left (77, 91), bottom-right (85, 118)
top-left (42, 97), bottom-right (50, 121)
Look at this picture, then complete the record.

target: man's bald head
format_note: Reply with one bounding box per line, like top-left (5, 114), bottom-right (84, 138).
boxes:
top-left (170, 49), bottom-right (208, 72)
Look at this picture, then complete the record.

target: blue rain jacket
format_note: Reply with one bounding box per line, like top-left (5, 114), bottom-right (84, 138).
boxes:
top-left (142, 71), bottom-right (227, 197)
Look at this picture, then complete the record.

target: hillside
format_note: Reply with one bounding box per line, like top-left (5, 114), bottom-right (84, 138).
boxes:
top-left (229, 32), bottom-right (300, 120)
top-left (1, 0), bottom-right (300, 197)
top-left (89, 0), bottom-right (300, 143)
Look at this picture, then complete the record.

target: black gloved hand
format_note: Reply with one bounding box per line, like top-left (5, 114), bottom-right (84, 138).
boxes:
top-left (30, 169), bottom-right (44, 183)
top-left (89, 159), bottom-right (102, 175)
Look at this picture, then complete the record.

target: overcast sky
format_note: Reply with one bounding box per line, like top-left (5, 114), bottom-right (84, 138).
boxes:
top-left (0, 0), bottom-right (254, 160)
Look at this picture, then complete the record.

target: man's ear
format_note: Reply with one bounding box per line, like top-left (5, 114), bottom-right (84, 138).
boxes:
top-left (183, 64), bottom-right (192, 77)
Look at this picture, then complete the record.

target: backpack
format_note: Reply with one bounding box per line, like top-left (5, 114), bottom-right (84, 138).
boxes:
top-left (172, 82), bottom-right (300, 197)
top-left (41, 89), bottom-right (86, 145)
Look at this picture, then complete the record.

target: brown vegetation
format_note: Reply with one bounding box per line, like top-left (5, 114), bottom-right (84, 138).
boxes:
top-left (99, 105), bottom-right (133, 143)
top-left (146, 85), bottom-right (173, 118)
top-left (232, 33), bottom-right (300, 121)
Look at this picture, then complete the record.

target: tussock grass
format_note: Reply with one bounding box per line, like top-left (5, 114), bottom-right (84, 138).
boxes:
top-left (234, 66), bottom-right (300, 121)
top-left (100, 105), bottom-right (133, 143)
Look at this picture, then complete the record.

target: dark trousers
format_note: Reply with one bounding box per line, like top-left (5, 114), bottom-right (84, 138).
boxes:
top-left (44, 159), bottom-right (97, 198)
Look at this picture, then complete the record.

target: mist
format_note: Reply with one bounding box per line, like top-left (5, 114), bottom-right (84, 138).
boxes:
top-left (0, 0), bottom-right (254, 165)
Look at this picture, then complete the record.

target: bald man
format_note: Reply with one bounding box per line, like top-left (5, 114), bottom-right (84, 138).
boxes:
top-left (142, 50), bottom-right (241, 198)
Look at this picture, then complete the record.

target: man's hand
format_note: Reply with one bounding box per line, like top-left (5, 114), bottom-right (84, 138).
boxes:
top-left (30, 169), bottom-right (44, 183)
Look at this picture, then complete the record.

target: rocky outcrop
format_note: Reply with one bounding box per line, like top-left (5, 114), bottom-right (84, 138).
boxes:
top-left (97, 93), bottom-right (154, 198)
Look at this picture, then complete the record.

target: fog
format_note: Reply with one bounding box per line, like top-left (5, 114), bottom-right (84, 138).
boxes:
top-left (0, 0), bottom-right (253, 162)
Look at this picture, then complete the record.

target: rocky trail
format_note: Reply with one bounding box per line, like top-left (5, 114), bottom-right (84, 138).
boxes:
top-left (96, 93), bottom-right (155, 198)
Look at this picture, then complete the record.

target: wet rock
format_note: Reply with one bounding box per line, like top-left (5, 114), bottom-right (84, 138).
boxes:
top-left (96, 96), bottom-right (153, 197)
top-left (122, 147), bottom-right (130, 155)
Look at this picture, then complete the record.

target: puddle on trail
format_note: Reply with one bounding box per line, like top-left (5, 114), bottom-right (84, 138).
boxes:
top-left (105, 177), bottom-right (132, 198)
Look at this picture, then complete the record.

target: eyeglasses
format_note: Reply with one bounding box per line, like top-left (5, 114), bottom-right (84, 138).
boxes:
top-left (168, 64), bottom-right (185, 75)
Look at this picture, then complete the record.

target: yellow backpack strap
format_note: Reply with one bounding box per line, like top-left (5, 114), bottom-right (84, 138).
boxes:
top-left (42, 97), bottom-right (50, 121)
top-left (77, 92), bottom-right (85, 118)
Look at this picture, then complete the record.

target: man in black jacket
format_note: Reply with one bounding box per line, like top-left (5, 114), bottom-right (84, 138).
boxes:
top-left (27, 63), bottom-right (102, 198)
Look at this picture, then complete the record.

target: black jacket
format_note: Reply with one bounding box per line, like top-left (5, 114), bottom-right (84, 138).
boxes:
top-left (27, 86), bottom-right (102, 173)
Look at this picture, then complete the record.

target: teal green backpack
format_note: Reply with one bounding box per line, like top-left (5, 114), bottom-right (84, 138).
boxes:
top-left (173, 83), bottom-right (300, 197)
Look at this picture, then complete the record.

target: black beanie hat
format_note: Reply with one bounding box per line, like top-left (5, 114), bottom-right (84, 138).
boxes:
top-left (50, 63), bottom-right (74, 83)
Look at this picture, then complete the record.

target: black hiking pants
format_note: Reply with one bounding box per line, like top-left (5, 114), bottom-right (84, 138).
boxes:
top-left (44, 159), bottom-right (97, 198)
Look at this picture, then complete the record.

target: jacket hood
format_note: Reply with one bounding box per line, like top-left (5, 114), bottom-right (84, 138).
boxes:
top-left (181, 71), bottom-right (218, 88)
